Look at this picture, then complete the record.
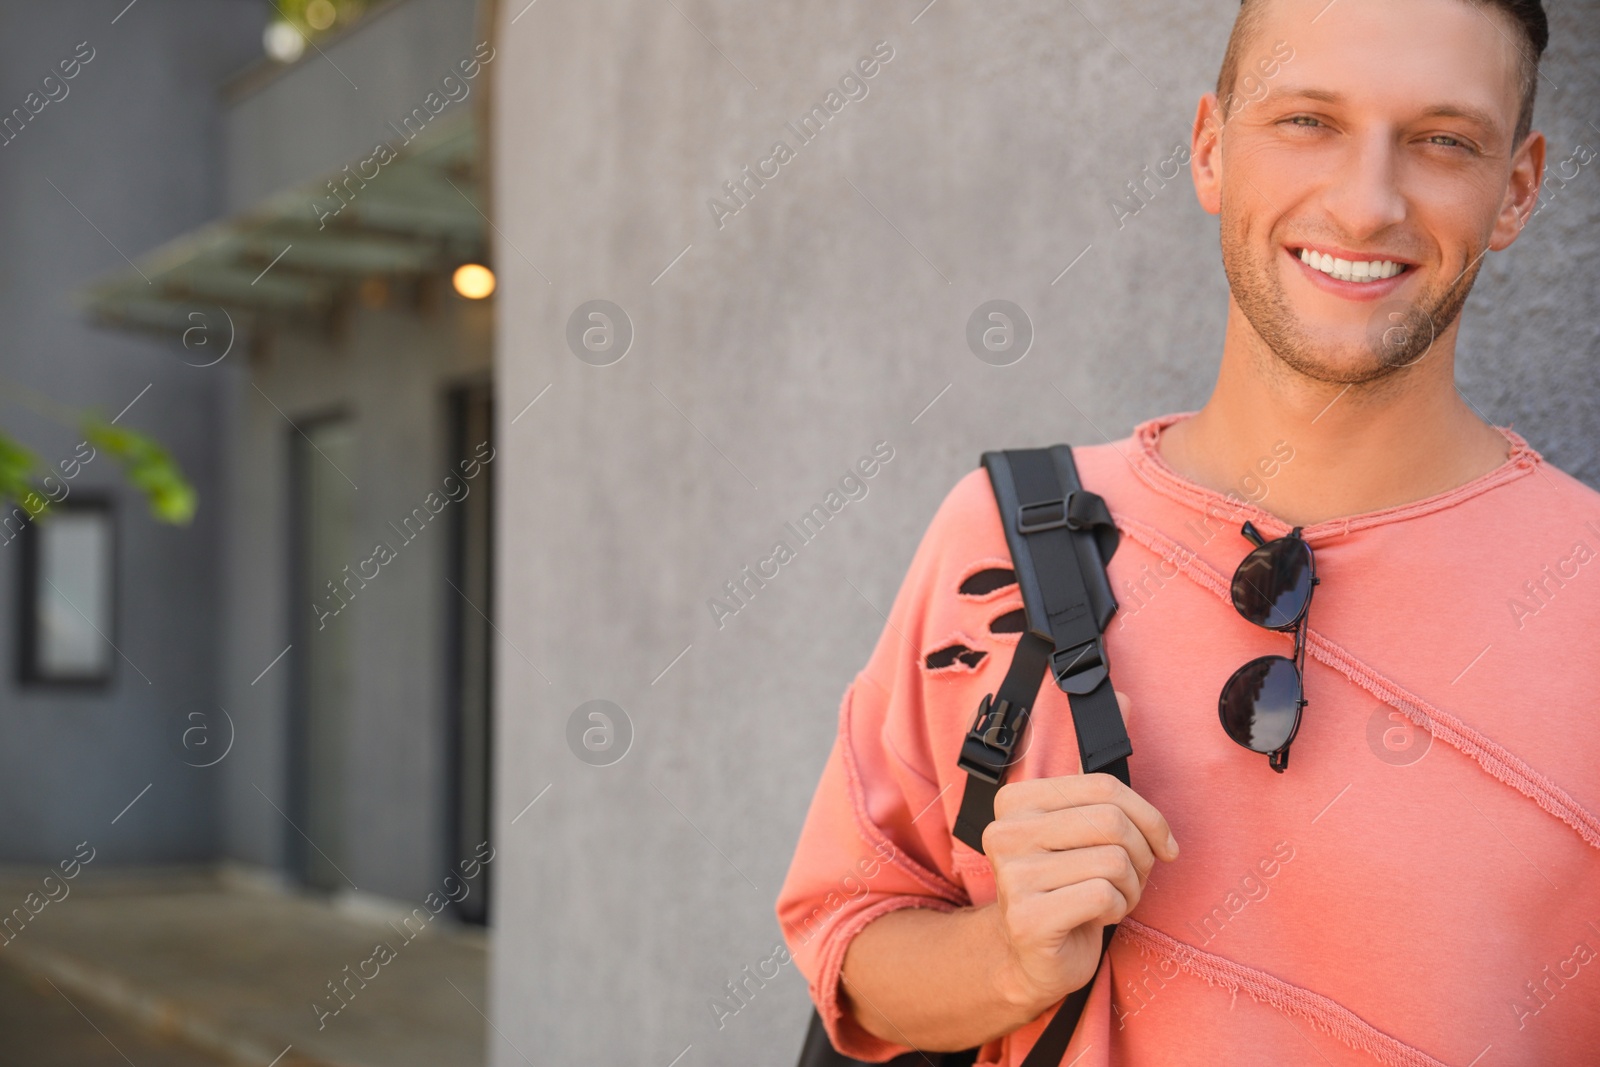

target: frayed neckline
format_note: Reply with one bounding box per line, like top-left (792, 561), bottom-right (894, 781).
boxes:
top-left (1122, 410), bottom-right (1542, 545)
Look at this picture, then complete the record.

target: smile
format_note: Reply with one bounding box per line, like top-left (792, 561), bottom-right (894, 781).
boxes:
top-left (1292, 245), bottom-right (1412, 284)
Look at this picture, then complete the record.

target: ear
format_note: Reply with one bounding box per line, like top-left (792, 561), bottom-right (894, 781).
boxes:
top-left (1190, 92), bottom-right (1225, 216)
top-left (1490, 129), bottom-right (1546, 250)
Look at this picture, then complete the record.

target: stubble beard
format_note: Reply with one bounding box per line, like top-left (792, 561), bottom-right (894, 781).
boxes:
top-left (1219, 204), bottom-right (1484, 387)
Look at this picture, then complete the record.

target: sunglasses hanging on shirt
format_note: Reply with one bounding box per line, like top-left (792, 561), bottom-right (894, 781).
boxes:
top-left (1218, 521), bottom-right (1319, 772)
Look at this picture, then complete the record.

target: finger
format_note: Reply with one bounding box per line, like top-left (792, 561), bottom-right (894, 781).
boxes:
top-left (1017, 877), bottom-right (1132, 937)
top-left (993, 774), bottom-right (1178, 862)
top-left (986, 802), bottom-right (1158, 880)
top-left (996, 844), bottom-right (1144, 913)
top-left (1033, 804), bottom-right (1159, 878)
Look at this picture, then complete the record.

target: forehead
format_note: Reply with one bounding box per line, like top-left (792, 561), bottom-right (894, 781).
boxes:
top-left (1240, 0), bottom-right (1523, 134)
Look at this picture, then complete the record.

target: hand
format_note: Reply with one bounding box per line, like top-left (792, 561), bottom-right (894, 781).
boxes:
top-left (980, 691), bottom-right (1178, 1013)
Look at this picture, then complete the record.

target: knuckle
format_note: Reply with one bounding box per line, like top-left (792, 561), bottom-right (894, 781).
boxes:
top-left (991, 782), bottom-right (1023, 819)
top-left (1091, 878), bottom-right (1123, 914)
top-left (982, 813), bottom-right (1027, 855)
top-left (1113, 847), bottom-right (1137, 884)
top-left (993, 777), bottom-right (1048, 818)
top-left (1132, 848), bottom-right (1155, 881)
top-left (1085, 772), bottom-right (1123, 802)
top-left (1087, 844), bottom-right (1134, 884)
top-left (989, 852), bottom-right (1023, 890)
top-left (1084, 804), bottom-right (1125, 842)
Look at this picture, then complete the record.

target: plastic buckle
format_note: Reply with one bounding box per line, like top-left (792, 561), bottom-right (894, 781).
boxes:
top-left (956, 693), bottom-right (1031, 784)
top-left (1052, 637), bottom-right (1109, 695)
top-left (1016, 495), bottom-right (1072, 534)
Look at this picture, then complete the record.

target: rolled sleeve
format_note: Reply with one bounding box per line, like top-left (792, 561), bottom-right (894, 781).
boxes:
top-left (777, 470), bottom-right (1000, 1060)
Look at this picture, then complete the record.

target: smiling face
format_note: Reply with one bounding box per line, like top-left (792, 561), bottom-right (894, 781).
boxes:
top-left (1192, 0), bottom-right (1544, 386)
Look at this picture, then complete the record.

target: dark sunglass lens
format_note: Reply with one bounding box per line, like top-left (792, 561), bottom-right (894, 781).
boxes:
top-left (1219, 655), bottom-right (1302, 753)
top-left (1231, 538), bottom-right (1314, 630)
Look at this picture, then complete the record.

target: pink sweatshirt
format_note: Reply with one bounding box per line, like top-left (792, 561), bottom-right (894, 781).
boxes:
top-left (776, 412), bottom-right (1600, 1066)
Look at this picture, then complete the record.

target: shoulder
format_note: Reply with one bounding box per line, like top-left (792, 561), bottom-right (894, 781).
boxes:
top-left (922, 438), bottom-right (1147, 551)
top-left (897, 465), bottom-right (1010, 612)
top-left (1527, 455), bottom-right (1600, 512)
top-left (928, 465), bottom-right (1000, 537)
top-left (1477, 440), bottom-right (1600, 541)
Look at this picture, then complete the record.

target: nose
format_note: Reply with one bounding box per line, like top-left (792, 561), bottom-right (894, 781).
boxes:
top-left (1321, 128), bottom-right (1408, 241)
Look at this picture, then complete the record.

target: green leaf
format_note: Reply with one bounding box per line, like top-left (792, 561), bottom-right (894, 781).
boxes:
top-left (0, 431), bottom-right (47, 518)
top-left (82, 418), bottom-right (197, 525)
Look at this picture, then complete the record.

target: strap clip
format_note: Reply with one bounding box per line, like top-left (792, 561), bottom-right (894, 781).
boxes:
top-left (956, 693), bottom-right (1031, 784)
top-left (1016, 495), bottom-right (1070, 534)
top-left (1016, 489), bottom-right (1105, 536)
top-left (1052, 636), bottom-right (1109, 695)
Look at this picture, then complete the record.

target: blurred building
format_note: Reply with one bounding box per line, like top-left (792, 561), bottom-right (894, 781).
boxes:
top-left (3, 0), bottom-right (497, 923)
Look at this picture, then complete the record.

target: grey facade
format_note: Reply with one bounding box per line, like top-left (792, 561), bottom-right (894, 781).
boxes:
top-left (488, 1), bottom-right (1600, 1063)
top-left (2, 0), bottom-right (495, 915)
top-left (0, 1), bottom-right (265, 863)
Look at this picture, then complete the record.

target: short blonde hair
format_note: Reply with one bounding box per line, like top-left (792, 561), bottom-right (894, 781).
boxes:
top-left (1214, 0), bottom-right (1547, 145)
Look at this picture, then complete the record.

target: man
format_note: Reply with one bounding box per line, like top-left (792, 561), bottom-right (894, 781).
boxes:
top-left (777, 0), bottom-right (1600, 1063)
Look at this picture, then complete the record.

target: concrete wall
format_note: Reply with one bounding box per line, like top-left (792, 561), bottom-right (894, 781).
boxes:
top-left (0, 1), bottom-right (264, 863)
top-left (489, 0), bottom-right (1600, 1063)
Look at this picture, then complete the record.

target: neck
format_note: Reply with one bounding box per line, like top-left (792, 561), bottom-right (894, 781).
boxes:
top-left (1157, 297), bottom-right (1510, 528)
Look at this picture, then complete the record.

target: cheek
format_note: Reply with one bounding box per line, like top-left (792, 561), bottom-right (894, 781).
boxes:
top-left (1218, 145), bottom-right (1338, 265)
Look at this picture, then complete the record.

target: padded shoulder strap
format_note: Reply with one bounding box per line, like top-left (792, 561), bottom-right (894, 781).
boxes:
top-left (952, 447), bottom-right (1131, 853)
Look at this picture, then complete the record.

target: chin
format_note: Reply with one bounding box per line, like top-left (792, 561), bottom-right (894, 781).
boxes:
top-left (1265, 334), bottom-right (1420, 385)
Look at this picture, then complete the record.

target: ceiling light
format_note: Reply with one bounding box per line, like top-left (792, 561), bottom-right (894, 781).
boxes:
top-left (452, 263), bottom-right (496, 300)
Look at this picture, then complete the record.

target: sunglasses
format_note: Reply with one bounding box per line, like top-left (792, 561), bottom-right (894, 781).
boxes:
top-left (1218, 521), bottom-right (1319, 772)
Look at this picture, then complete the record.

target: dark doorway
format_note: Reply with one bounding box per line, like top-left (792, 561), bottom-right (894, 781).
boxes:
top-left (287, 416), bottom-right (357, 892)
top-left (445, 383), bottom-right (493, 924)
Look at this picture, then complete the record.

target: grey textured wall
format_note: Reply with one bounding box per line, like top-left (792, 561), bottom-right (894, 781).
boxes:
top-left (488, 1), bottom-right (1598, 1063)
top-left (0, 2), bottom-right (264, 863)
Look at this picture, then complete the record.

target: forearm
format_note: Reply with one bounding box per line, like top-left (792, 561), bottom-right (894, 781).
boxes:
top-left (838, 903), bottom-right (1048, 1052)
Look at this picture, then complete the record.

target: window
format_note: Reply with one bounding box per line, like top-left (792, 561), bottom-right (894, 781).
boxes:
top-left (18, 499), bottom-right (116, 685)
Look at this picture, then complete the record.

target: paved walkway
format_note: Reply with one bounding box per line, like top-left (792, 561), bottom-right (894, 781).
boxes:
top-left (0, 961), bottom-right (234, 1067)
top-left (0, 865), bottom-right (488, 1067)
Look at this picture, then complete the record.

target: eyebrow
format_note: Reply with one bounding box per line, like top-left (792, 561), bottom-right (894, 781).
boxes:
top-left (1259, 87), bottom-right (1504, 135)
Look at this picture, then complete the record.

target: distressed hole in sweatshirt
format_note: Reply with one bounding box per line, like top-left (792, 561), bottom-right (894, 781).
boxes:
top-left (989, 609), bottom-right (1026, 634)
top-left (924, 644), bottom-right (987, 671)
top-left (959, 567), bottom-right (1016, 596)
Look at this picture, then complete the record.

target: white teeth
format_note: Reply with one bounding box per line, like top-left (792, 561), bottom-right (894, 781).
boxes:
top-left (1298, 249), bottom-right (1405, 283)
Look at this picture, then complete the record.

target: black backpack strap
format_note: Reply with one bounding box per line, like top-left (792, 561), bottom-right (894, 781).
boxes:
top-left (953, 446), bottom-right (1129, 851)
top-left (950, 446), bottom-right (1131, 1067)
